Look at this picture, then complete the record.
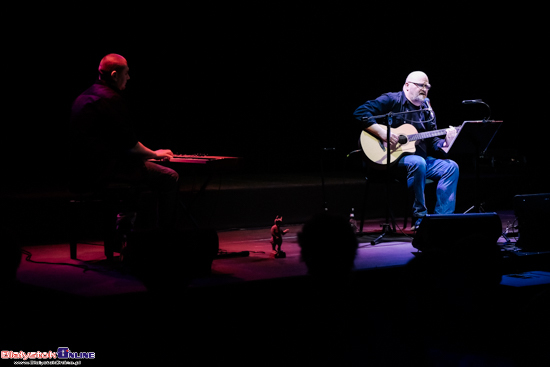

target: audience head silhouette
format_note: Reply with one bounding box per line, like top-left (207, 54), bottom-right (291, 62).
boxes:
top-left (298, 212), bottom-right (358, 278)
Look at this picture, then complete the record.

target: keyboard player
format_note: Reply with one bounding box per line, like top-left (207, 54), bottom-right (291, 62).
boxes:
top-left (70, 53), bottom-right (179, 230)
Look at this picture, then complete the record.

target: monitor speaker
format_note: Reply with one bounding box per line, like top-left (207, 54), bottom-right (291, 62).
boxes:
top-left (514, 193), bottom-right (550, 251)
top-left (124, 228), bottom-right (219, 288)
top-left (412, 213), bottom-right (502, 252)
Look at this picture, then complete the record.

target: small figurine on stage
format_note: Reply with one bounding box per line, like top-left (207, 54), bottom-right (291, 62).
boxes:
top-left (271, 216), bottom-right (289, 258)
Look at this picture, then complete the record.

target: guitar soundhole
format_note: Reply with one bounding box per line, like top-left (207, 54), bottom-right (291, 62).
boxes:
top-left (378, 140), bottom-right (386, 152)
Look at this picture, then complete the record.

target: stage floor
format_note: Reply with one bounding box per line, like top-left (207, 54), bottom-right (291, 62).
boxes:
top-left (15, 211), bottom-right (517, 298)
top-left (10, 210), bottom-right (550, 366)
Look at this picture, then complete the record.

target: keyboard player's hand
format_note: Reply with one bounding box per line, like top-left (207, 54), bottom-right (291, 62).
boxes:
top-left (154, 149), bottom-right (174, 161)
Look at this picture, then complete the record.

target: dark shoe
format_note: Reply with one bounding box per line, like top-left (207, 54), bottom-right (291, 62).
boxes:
top-left (411, 217), bottom-right (423, 231)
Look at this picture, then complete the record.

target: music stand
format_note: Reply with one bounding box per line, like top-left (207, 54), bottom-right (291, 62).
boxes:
top-left (444, 120), bottom-right (503, 213)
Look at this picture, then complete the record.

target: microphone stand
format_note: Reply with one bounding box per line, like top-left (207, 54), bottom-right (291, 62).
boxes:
top-left (362, 107), bottom-right (432, 245)
top-left (462, 99), bottom-right (492, 124)
top-left (461, 100), bottom-right (497, 214)
top-left (374, 112), bottom-right (397, 245)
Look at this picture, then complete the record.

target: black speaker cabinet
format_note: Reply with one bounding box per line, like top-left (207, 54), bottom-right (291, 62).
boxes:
top-left (514, 194), bottom-right (550, 251)
top-left (412, 213), bottom-right (502, 252)
top-left (124, 228), bottom-right (219, 288)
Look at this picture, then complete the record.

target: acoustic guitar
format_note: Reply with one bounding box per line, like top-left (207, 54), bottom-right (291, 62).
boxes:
top-left (360, 124), bottom-right (456, 169)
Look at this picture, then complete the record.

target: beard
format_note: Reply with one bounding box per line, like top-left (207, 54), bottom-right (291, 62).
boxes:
top-left (413, 93), bottom-right (427, 104)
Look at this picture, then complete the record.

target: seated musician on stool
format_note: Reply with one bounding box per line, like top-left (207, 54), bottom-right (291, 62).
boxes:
top-left (353, 71), bottom-right (459, 230)
top-left (70, 53), bottom-right (179, 230)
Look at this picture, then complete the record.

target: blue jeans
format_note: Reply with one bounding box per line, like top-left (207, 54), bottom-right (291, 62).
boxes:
top-left (397, 155), bottom-right (459, 218)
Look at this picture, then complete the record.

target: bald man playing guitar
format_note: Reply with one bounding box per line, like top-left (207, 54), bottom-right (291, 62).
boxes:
top-left (353, 71), bottom-right (459, 230)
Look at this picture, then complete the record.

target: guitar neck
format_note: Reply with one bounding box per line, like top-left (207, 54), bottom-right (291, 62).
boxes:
top-left (407, 128), bottom-right (448, 142)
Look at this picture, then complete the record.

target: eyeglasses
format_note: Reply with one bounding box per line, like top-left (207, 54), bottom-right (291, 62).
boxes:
top-left (408, 81), bottom-right (431, 91)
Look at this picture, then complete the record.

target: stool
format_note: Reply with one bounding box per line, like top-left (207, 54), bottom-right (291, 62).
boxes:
top-left (360, 170), bottom-right (434, 232)
top-left (345, 149), bottom-right (435, 232)
top-left (68, 183), bottom-right (148, 260)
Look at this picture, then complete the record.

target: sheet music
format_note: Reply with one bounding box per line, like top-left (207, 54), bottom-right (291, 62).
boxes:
top-left (441, 122), bottom-right (465, 154)
top-left (441, 120), bottom-right (502, 155)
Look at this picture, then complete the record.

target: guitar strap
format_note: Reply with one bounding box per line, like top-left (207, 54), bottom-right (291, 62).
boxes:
top-left (398, 93), bottom-right (435, 128)
top-left (401, 106), bottom-right (425, 126)
top-left (417, 106), bottom-right (428, 131)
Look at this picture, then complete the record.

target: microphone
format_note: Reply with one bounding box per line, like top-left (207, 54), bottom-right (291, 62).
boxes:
top-left (462, 99), bottom-right (483, 104)
top-left (462, 99), bottom-right (491, 121)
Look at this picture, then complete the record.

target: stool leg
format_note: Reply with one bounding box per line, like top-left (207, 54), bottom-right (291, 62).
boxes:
top-left (102, 204), bottom-right (116, 260)
top-left (404, 187), bottom-right (410, 229)
top-left (70, 239), bottom-right (77, 260)
top-left (360, 179), bottom-right (369, 233)
top-left (104, 239), bottom-right (114, 259)
top-left (69, 200), bottom-right (78, 259)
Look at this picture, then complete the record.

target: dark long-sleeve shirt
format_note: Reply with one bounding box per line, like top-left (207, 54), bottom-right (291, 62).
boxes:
top-left (353, 91), bottom-right (447, 159)
top-left (70, 81), bottom-right (141, 189)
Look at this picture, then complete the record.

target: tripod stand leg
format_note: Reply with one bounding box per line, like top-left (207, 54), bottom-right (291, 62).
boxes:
top-left (464, 201), bottom-right (486, 214)
top-left (370, 208), bottom-right (398, 245)
top-left (370, 223), bottom-right (392, 245)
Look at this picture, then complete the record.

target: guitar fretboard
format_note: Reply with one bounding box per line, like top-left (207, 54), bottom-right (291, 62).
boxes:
top-left (407, 129), bottom-right (448, 142)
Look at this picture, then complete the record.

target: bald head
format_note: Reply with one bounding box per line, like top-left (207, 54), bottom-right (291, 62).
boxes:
top-left (405, 71), bottom-right (429, 84)
top-left (98, 54), bottom-right (130, 90)
top-left (99, 54), bottom-right (127, 75)
top-left (403, 71), bottom-right (430, 106)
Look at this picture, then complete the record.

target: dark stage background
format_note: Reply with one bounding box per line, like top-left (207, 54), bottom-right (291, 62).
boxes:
top-left (6, 5), bottom-right (545, 192)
